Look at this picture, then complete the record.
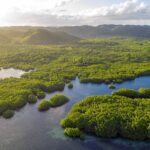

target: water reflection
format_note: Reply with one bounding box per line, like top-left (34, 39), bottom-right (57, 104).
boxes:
top-left (0, 68), bottom-right (29, 79)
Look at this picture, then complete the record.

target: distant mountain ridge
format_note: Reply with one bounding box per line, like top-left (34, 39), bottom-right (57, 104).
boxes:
top-left (47, 25), bottom-right (150, 38)
top-left (0, 25), bottom-right (150, 45)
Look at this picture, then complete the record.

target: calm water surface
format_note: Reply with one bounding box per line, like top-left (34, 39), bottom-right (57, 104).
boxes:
top-left (0, 68), bottom-right (28, 79)
top-left (0, 76), bottom-right (150, 150)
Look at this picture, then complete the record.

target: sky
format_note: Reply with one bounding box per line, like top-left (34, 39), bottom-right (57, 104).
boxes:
top-left (0, 0), bottom-right (150, 26)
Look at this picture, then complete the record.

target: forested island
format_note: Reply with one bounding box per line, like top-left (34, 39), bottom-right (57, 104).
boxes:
top-left (38, 94), bottom-right (69, 111)
top-left (61, 88), bottom-right (150, 140)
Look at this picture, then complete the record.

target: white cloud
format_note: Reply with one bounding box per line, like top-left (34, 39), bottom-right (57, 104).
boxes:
top-left (1, 0), bottom-right (150, 26)
top-left (0, 0), bottom-right (77, 25)
top-left (0, 0), bottom-right (75, 14)
top-left (74, 0), bottom-right (149, 18)
top-left (70, 0), bottom-right (150, 25)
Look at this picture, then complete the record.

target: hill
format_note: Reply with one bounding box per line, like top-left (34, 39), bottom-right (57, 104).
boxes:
top-left (47, 25), bottom-right (150, 38)
top-left (1, 25), bottom-right (150, 44)
top-left (20, 29), bottom-right (80, 44)
top-left (0, 28), bottom-right (80, 45)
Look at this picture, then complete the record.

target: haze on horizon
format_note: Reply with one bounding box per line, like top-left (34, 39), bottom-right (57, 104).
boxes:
top-left (0, 0), bottom-right (150, 26)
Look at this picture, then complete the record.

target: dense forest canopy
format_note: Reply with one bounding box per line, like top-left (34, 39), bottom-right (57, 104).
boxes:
top-left (61, 95), bottom-right (150, 140)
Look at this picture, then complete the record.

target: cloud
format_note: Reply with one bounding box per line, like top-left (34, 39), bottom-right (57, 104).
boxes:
top-left (1, 0), bottom-right (150, 26)
top-left (2, 9), bottom-right (81, 26)
top-left (0, 0), bottom-right (76, 14)
top-left (55, 0), bottom-right (77, 7)
top-left (75, 0), bottom-right (150, 19)
top-left (70, 0), bottom-right (150, 25)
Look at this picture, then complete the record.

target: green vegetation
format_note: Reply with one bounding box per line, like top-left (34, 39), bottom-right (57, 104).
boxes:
top-left (61, 95), bottom-right (150, 140)
top-left (38, 100), bottom-right (50, 111)
top-left (64, 128), bottom-right (84, 139)
top-left (0, 28), bottom-right (80, 45)
top-left (27, 94), bottom-right (37, 104)
top-left (108, 84), bottom-right (116, 89)
top-left (138, 88), bottom-right (150, 98)
top-left (68, 83), bottom-right (73, 89)
top-left (1, 25), bottom-right (150, 45)
top-left (2, 110), bottom-right (15, 119)
top-left (38, 94), bottom-right (69, 111)
top-left (0, 27), bottom-right (150, 140)
top-left (112, 88), bottom-right (139, 98)
top-left (1, 26), bottom-right (150, 143)
top-left (49, 94), bottom-right (69, 107)
top-left (36, 90), bottom-right (45, 99)
top-left (113, 88), bottom-right (150, 98)
top-left (0, 36), bottom-right (150, 118)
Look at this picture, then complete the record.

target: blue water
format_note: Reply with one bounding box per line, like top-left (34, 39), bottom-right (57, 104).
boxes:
top-left (0, 76), bottom-right (150, 150)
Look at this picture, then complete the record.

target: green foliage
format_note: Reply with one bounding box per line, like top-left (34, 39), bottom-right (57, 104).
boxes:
top-left (38, 100), bottom-right (50, 111)
top-left (94, 113), bottom-right (118, 138)
top-left (2, 109), bottom-right (15, 119)
top-left (64, 128), bottom-right (84, 139)
top-left (112, 88), bottom-right (139, 98)
top-left (108, 84), bottom-right (116, 89)
top-left (1, 37), bottom-right (150, 118)
top-left (68, 83), bottom-right (73, 89)
top-left (61, 95), bottom-right (150, 140)
top-left (138, 88), bottom-right (150, 98)
top-left (113, 88), bottom-right (150, 99)
top-left (27, 94), bottom-right (37, 104)
top-left (36, 90), bottom-right (45, 99)
top-left (49, 94), bottom-right (69, 107)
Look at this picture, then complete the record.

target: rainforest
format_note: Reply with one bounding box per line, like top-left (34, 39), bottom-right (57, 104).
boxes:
top-left (0, 27), bottom-right (150, 149)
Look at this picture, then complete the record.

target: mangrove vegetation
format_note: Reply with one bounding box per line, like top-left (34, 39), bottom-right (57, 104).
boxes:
top-left (38, 100), bottom-right (50, 111)
top-left (49, 94), bottom-right (69, 107)
top-left (1, 38), bottom-right (150, 119)
top-left (61, 94), bottom-right (150, 140)
top-left (37, 94), bottom-right (69, 111)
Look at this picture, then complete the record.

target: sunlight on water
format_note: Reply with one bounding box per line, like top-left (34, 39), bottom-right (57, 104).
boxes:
top-left (0, 68), bottom-right (29, 79)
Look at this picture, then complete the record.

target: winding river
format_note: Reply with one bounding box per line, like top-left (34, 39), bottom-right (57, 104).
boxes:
top-left (0, 71), bottom-right (150, 150)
